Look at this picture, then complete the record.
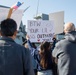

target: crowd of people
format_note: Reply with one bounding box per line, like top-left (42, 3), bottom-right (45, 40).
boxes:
top-left (0, 18), bottom-right (76, 75)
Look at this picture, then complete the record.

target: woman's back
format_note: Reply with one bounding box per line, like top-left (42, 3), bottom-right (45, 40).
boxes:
top-left (36, 41), bottom-right (53, 75)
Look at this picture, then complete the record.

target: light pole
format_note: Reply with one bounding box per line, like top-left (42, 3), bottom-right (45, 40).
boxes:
top-left (34, 0), bottom-right (41, 20)
top-left (36, 0), bottom-right (39, 17)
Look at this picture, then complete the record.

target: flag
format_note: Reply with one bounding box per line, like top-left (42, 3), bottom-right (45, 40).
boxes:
top-left (11, 1), bottom-right (24, 12)
top-left (11, 1), bottom-right (23, 10)
top-left (7, 1), bottom-right (24, 18)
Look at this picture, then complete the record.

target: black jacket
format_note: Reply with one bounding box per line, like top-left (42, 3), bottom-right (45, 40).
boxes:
top-left (0, 37), bottom-right (34, 75)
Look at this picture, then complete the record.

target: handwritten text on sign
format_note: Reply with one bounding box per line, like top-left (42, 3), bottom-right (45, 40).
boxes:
top-left (27, 20), bottom-right (54, 42)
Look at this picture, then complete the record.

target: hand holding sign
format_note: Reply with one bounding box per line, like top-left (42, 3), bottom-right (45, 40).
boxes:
top-left (26, 34), bottom-right (30, 40)
top-left (7, 1), bottom-right (24, 19)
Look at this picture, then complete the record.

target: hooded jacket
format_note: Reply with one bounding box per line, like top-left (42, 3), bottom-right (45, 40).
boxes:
top-left (52, 31), bottom-right (76, 75)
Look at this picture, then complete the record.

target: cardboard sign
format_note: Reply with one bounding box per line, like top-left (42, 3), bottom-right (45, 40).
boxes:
top-left (0, 7), bottom-right (23, 30)
top-left (27, 20), bottom-right (55, 42)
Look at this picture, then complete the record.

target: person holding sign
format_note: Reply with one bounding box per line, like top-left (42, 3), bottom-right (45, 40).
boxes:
top-left (26, 35), bottom-right (53, 75)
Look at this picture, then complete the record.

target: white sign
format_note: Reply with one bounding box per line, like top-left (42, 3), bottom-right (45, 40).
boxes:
top-left (0, 7), bottom-right (23, 30)
top-left (27, 20), bottom-right (55, 42)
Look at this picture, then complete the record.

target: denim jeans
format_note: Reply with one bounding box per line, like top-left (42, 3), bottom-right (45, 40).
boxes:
top-left (37, 70), bottom-right (53, 75)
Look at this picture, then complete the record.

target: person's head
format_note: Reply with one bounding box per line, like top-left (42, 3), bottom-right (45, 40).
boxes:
top-left (40, 41), bottom-right (51, 52)
top-left (64, 22), bottom-right (75, 34)
top-left (0, 18), bottom-right (17, 39)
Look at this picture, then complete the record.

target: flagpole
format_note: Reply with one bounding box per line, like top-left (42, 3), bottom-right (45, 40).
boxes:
top-left (21, 2), bottom-right (24, 5)
top-left (23, 6), bottom-right (30, 13)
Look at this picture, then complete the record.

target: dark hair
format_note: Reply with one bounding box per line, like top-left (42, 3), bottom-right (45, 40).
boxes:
top-left (1, 18), bottom-right (17, 36)
top-left (32, 43), bottom-right (37, 49)
top-left (39, 41), bottom-right (52, 69)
